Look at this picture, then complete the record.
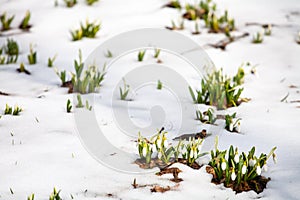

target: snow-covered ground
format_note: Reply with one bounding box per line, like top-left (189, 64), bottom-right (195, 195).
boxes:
top-left (0, 0), bottom-right (300, 199)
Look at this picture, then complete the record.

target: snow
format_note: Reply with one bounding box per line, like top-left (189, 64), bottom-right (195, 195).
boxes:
top-left (1, 0), bottom-right (300, 199)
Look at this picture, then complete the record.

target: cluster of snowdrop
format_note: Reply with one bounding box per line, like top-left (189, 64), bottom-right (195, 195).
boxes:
top-left (209, 137), bottom-right (277, 187)
top-left (137, 128), bottom-right (206, 166)
top-left (225, 112), bottom-right (241, 133)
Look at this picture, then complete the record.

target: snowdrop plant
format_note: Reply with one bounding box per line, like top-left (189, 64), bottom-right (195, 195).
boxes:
top-left (225, 112), bottom-right (241, 133)
top-left (137, 50), bottom-right (146, 62)
top-left (4, 38), bottom-right (19, 64)
top-left (64, 0), bottom-right (77, 7)
top-left (19, 10), bottom-right (31, 30)
top-left (181, 137), bottom-right (206, 166)
top-left (195, 108), bottom-right (216, 124)
top-left (81, 19), bottom-right (101, 38)
top-left (137, 128), bottom-right (207, 166)
top-left (264, 24), bottom-right (272, 36)
top-left (27, 44), bottom-right (37, 65)
top-left (208, 137), bottom-right (277, 190)
top-left (55, 69), bottom-right (67, 85)
top-left (27, 194), bottom-right (35, 200)
top-left (4, 104), bottom-right (22, 115)
top-left (167, 18), bottom-right (185, 30)
top-left (153, 130), bottom-right (175, 164)
top-left (48, 54), bottom-right (57, 67)
top-left (17, 62), bottom-right (31, 75)
top-left (0, 12), bottom-right (14, 31)
top-left (154, 48), bottom-right (160, 59)
top-left (189, 68), bottom-right (245, 109)
top-left (49, 187), bottom-right (62, 200)
top-left (119, 78), bottom-right (130, 100)
top-left (137, 132), bottom-right (155, 164)
top-left (0, 48), bottom-right (5, 64)
top-left (76, 94), bottom-right (92, 110)
top-left (70, 28), bottom-right (83, 41)
top-left (252, 32), bottom-right (264, 44)
top-left (71, 50), bottom-right (106, 93)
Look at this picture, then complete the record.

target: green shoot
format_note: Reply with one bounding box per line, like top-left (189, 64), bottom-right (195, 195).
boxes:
top-left (157, 80), bottom-right (162, 90)
top-left (66, 99), bottom-right (72, 113)
top-left (64, 0), bottom-right (77, 7)
top-left (264, 24), bottom-right (272, 36)
top-left (5, 38), bottom-right (19, 64)
top-left (76, 94), bottom-right (84, 108)
top-left (17, 62), bottom-right (31, 75)
top-left (27, 193), bottom-right (35, 200)
top-left (105, 50), bottom-right (113, 58)
top-left (70, 28), bottom-right (83, 41)
top-left (80, 19), bottom-right (101, 38)
top-left (27, 44), bottom-right (37, 65)
top-left (86, 0), bottom-right (99, 6)
top-left (119, 78), bottom-right (130, 100)
top-left (49, 187), bottom-right (62, 200)
top-left (0, 12), bottom-right (14, 31)
top-left (48, 54), bottom-right (57, 67)
top-left (252, 32), bottom-right (263, 44)
top-left (137, 50), bottom-right (146, 62)
top-left (19, 10), bottom-right (31, 30)
top-left (154, 48), bottom-right (160, 58)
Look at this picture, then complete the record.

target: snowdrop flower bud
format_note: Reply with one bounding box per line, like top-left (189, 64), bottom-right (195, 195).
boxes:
top-left (194, 148), bottom-right (198, 159)
top-left (242, 163), bottom-right (247, 175)
top-left (181, 146), bottom-right (187, 155)
top-left (142, 144), bottom-right (147, 157)
top-left (262, 164), bottom-right (268, 172)
top-left (190, 149), bottom-right (194, 158)
top-left (156, 136), bottom-right (161, 147)
top-left (236, 121), bottom-right (241, 133)
top-left (221, 160), bottom-right (227, 170)
top-left (249, 158), bottom-right (256, 167)
top-left (158, 151), bottom-right (162, 159)
top-left (234, 154), bottom-right (239, 163)
top-left (272, 153), bottom-right (277, 164)
top-left (163, 139), bottom-right (168, 148)
top-left (231, 170), bottom-right (236, 181)
top-left (229, 123), bottom-right (233, 132)
top-left (151, 144), bottom-right (157, 153)
top-left (256, 165), bottom-right (262, 175)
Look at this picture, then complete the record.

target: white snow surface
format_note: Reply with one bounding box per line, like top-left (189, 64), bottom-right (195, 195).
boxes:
top-left (0, 0), bottom-right (300, 199)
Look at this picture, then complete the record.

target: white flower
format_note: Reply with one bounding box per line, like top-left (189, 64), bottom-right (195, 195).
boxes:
top-left (194, 149), bottom-right (198, 159)
top-left (242, 164), bottom-right (247, 175)
top-left (142, 145), bottom-right (147, 157)
top-left (151, 144), bottom-right (157, 153)
top-left (262, 164), bottom-right (268, 172)
top-left (221, 160), bottom-right (227, 170)
top-left (158, 151), bottom-right (162, 159)
top-left (190, 149), bottom-right (194, 158)
top-left (229, 123), bottom-right (233, 132)
top-left (156, 136), bottom-right (161, 147)
top-left (236, 121), bottom-right (241, 133)
top-left (234, 154), bottom-right (239, 163)
top-left (231, 171), bottom-right (236, 181)
top-left (272, 153), bottom-right (277, 164)
top-left (256, 165), bottom-right (262, 175)
top-left (249, 159), bottom-right (256, 167)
